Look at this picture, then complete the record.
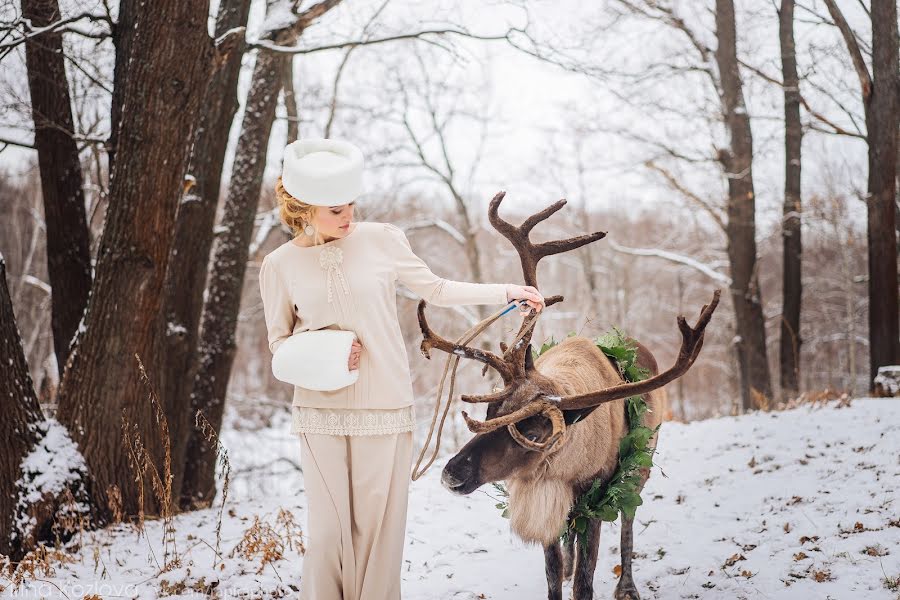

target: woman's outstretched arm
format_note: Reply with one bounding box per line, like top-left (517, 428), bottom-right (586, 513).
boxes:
top-left (384, 222), bottom-right (509, 307)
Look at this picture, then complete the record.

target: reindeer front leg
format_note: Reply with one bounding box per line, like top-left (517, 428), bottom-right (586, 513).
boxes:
top-left (614, 515), bottom-right (640, 600)
top-left (573, 518), bottom-right (602, 600)
top-left (543, 541), bottom-right (564, 600)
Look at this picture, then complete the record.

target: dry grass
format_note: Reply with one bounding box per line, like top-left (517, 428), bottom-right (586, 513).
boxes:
top-left (1, 542), bottom-right (77, 589)
top-left (754, 388), bottom-right (853, 413)
top-left (230, 508), bottom-right (306, 576)
top-left (194, 409), bottom-right (232, 570)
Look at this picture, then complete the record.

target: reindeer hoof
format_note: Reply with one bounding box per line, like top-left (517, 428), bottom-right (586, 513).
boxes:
top-left (614, 580), bottom-right (641, 600)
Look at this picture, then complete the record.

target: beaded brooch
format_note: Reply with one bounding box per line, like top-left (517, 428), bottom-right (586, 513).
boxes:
top-left (319, 245), bottom-right (350, 303)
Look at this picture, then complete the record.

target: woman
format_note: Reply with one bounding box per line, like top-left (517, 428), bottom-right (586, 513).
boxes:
top-left (258, 138), bottom-right (544, 600)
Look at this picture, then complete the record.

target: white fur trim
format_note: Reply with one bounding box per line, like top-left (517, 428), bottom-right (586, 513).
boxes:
top-left (272, 329), bottom-right (359, 391)
top-left (281, 138), bottom-right (364, 206)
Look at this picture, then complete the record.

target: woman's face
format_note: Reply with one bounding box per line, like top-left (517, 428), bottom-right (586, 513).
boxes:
top-left (311, 202), bottom-right (355, 241)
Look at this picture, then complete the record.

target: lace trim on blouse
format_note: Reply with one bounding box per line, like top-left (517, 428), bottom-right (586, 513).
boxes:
top-left (291, 405), bottom-right (415, 436)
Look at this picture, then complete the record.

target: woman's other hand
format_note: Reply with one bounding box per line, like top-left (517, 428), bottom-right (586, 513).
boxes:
top-left (505, 284), bottom-right (545, 315)
top-left (349, 338), bottom-right (362, 371)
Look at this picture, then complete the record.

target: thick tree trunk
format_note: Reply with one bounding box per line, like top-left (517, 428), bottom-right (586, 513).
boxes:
top-left (778, 0), bottom-right (802, 400)
top-left (715, 0), bottom-right (773, 410)
top-left (866, 0), bottom-right (899, 388)
top-left (160, 0), bottom-right (252, 512)
top-left (22, 0), bottom-right (92, 378)
top-left (186, 48), bottom-right (286, 509)
top-left (54, 0), bottom-right (214, 520)
top-left (0, 257), bottom-right (92, 559)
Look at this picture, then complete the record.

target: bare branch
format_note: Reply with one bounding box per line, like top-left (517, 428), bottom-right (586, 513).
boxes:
top-left (736, 51), bottom-right (866, 139)
top-left (249, 27), bottom-right (518, 54)
top-left (644, 160), bottom-right (727, 231)
top-left (821, 0), bottom-right (873, 102)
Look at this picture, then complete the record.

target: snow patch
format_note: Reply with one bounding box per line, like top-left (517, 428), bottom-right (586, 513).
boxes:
top-left (13, 418), bottom-right (90, 542)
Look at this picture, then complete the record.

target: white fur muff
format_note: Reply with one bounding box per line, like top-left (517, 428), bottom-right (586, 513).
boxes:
top-left (272, 329), bottom-right (359, 391)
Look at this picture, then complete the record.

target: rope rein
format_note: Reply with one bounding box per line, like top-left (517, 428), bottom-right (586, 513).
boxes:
top-left (410, 299), bottom-right (535, 481)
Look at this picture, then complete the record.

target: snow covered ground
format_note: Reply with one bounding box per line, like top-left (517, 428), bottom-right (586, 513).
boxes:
top-left (5, 397), bottom-right (899, 599)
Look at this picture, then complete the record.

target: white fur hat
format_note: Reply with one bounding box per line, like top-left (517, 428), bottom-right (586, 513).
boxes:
top-left (281, 138), bottom-right (364, 206)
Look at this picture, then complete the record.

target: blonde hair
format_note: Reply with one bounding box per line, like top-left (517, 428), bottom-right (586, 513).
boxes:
top-left (275, 176), bottom-right (318, 238)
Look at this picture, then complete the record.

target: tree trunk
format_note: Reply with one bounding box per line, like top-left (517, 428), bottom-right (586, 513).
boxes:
top-left (715, 0), bottom-right (773, 410)
top-left (184, 0), bottom-right (343, 508)
top-left (54, 0), bottom-right (215, 521)
top-left (0, 257), bottom-right (92, 559)
top-left (186, 47), bottom-right (286, 509)
top-left (159, 0), bottom-right (252, 512)
top-left (22, 0), bottom-right (92, 378)
top-left (778, 0), bottom-right (802, 400)
top-left (0, 255), bottom-right (45, 558)
top-left (866, 0), bottom-right (899, 388)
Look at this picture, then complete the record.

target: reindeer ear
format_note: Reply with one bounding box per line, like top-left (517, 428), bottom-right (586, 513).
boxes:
top-left (524, 343), bottom-right (535, 371)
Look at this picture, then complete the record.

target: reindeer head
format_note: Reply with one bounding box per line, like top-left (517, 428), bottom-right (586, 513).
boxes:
top-left (437, 340), bottom-right (571, 495)
top-left (417, 192), bottom-right (721, 496)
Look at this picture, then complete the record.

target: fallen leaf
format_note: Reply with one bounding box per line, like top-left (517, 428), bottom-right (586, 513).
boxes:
top-left (723, 553), bottom-right (746, 568)
top-left (813, 569), bottom-right (832, 582)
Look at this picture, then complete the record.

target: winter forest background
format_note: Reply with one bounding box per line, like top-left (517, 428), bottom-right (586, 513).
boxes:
top-left (0, 0), bottom-right (898, 598)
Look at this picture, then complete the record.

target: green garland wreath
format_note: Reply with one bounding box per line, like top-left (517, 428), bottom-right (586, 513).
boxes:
top-left (490, 328), bottom-right (658, 556)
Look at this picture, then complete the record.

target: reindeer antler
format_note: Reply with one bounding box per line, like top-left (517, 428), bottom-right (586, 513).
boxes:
top-left (487, 191), bottom-right (607, 378)
top-left (413, 191), bottom-right (610, 454)
top-left (417, 300), bottom-right (513, 384)
top-left (460, 289), bottom-right (722, 440)
top-left (556, 289), bottom-right (721, 410)
top-left (415, 191), bottom-right (607, 399)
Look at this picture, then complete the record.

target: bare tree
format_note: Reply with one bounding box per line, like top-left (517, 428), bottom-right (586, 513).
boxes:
top-left (608, 0), bottom-right (773, 410)
top-left (821, 0), bottom-right (898, 391)
top-left (392, 44), bottom-right (498, 326)
top-left (160, 0), bottom-right (252, 512)
top-left (715, 0), bottom-right (773, 408)
top-left (22, 0), bottom-right (92, 378)
top-left (186, 0), bottom-right (343, 512)
top-left (778, 0), bottom-right (802, 399)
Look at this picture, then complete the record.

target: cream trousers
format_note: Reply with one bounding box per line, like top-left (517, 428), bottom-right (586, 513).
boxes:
top-left (298, 430), bottom-right (413, 600)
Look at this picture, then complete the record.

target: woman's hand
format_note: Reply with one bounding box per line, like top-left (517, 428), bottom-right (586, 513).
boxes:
top-left (505, 284), bottom-right (545, 315)
top-left (348, 338), bottom-right (362, 371)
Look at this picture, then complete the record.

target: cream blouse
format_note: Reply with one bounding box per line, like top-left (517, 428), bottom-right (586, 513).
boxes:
top-left (258, 221), bottom-right (511, 436)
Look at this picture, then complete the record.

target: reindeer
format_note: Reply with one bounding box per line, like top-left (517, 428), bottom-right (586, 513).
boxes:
top-left (415, 193), bottom-right (720, 600)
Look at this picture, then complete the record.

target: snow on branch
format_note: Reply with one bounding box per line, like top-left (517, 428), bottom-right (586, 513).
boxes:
top-left (607, 238), bottom-right (732, 285)
top-left (0, 11), bottom-right (112, 53)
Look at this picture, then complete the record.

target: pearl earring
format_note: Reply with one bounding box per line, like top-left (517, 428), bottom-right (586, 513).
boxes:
top-left (303, 223), bottom-right (315, 236)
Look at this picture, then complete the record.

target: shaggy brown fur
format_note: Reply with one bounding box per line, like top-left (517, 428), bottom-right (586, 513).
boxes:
top-left (505, 336), bottom-right (665, 545)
